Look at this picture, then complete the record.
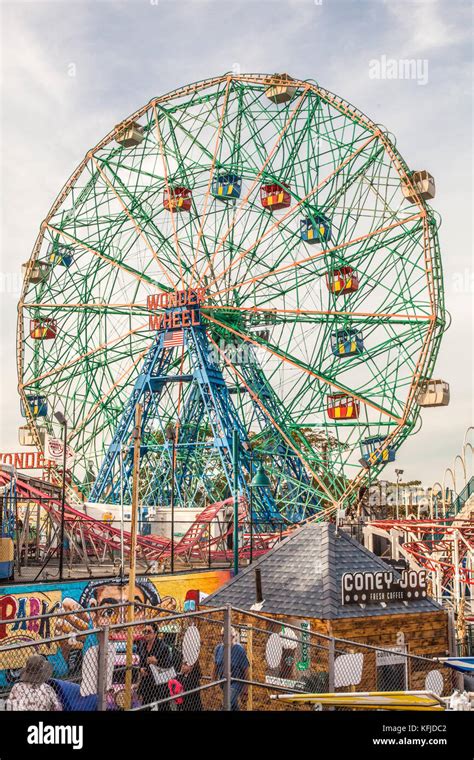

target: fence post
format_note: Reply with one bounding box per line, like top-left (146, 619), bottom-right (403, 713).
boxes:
top-left (247, 625), bottom-right (253, 710)
top-left (328, 637), bottom-right (335, 693)
top-left (447, 610), bottom-right (464, 689)
top-left (97, 626), bottom-right (110, 711)
top-left (223, 605), bottom-right (232, 711)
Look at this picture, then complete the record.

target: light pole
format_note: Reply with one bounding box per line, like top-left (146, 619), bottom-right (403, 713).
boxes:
top-left (248, 455), bottom-right (253, 564)
top-left (165, 425), bottom-right (176, 573)
top-left (125, 403), bottom-right (142, 710)
top-left (357, 457), bottom-right (370, 520)
top-left (249, 460), bottom-right (271, 565)
top-left (54, 411), bottom-right (68, 580)
top-left (232, 429), bottom-right (239, 576)
top-left (395, 469), bottom-right (404, 520)
top-left (119, 446), bottom-right (125, 579)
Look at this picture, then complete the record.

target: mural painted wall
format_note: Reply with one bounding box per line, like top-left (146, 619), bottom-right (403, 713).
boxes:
top-left (0, 570), bottom-right (230, 690)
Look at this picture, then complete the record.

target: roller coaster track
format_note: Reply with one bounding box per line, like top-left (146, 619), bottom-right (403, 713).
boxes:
top-left (0, 469), bottom-right (276, 567)
top-left (370, 518), bottom-right (474, 589)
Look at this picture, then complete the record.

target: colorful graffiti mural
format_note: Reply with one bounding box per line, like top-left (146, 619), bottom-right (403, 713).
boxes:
top-left (0, 570), bottom-right (230, 690)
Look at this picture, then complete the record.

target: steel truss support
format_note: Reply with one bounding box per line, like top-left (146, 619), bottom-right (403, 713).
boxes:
top-left (88, 324), bottom-right (321, 524)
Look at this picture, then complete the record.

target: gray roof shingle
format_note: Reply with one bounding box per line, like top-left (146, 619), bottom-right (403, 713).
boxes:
top-left (203, 523), bottom-right (441, 619)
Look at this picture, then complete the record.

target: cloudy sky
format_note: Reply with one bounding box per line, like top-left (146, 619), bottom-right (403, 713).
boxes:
top-left (0, 0), bottom-right (472, 487)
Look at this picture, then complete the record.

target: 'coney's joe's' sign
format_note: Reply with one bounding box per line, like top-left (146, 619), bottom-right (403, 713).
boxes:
top-left (341, 569), bottom-right (428, 605)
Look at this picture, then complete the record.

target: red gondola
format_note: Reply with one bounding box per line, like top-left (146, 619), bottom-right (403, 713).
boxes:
top-left (163, 186), bottom-right (192, 212)
top-left (260, 183), bottom-right (291, 211)
top-left (30, 318), bottom-right (57, 340)
top-left (326, 392), bottom-right (360, 420)
top-left (325, 266), bottom-right (359, 295)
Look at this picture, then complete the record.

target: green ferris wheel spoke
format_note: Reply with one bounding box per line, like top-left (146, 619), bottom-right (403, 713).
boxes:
top-left (204, 312), bottom-right (403, 422)
top-left (92, 156), bottom-right (191, 283)
top-left (45, 223), bottom-right (169, 291)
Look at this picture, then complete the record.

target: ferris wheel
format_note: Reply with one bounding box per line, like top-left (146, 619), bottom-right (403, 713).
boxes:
top-left (18, 72), bottom-right (448, 523)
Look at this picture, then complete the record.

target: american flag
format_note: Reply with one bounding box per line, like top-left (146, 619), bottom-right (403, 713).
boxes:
top-left (163, 329), bottom-right (184, 348)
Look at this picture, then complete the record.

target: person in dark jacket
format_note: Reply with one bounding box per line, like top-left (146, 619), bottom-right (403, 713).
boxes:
top-left (180, 659), bottom-right (203, 711)
top-left (137, 623), bottom-right (174, 710)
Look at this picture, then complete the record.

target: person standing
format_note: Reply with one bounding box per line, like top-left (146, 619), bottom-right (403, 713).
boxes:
top-left (180, 659), bottom-right (203, 711)
top-left (6, 655), bottom-right (62, 711)
top-left (137, 623), bottom-right (174, 710)
top-left (213, 627), bottom-right (249, 711)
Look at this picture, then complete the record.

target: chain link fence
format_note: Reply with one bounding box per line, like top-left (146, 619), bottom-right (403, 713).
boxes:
top-left (228, 609), bottom-right (458, 711)
top-left (0, 603), bottom-right (459, 711)
top-left (0, 626), bottom-right (104, 711)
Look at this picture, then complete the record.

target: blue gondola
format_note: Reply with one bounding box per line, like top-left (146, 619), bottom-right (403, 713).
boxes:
top-left (20, 395), bottom-right (48, 418)
top-left (212, 173), bottom-right (242, 201)
top-left (49, 244), bottom-right (74, 267)
top-left (330, 328), bottom-right (363, 357)
top-left (360, 436), bottom-right (396, 465)
top-left (300, 214), bottom-right (331, 244)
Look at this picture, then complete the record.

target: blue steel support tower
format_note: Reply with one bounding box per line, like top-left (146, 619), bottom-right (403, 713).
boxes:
top-left (89, 292), bottom-right (320, 525)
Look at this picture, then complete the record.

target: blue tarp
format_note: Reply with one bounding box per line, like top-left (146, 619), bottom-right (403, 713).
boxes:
top-left (441, 657), bottom-right (474, 673)
top-left (50, 679), bottom-right (98, 711)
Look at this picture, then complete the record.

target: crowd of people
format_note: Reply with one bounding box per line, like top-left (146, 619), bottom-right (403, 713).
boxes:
top-left (130, 622), bottom-right (249, 711)
top-left (5, 625), bottom-right (249, 712)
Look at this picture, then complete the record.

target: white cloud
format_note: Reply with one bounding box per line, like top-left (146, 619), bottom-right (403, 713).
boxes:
top-left (0, 0), bottom-right (472, 486)
top-left (384, 0), bottom-right (470, 55)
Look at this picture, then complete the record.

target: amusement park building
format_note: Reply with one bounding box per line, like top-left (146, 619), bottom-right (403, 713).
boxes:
top-left (204, 523), bottom-right (451, 660)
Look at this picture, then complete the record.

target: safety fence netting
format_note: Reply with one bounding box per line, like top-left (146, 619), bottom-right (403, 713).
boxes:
top-left (0, 603), bottom-right (456, 711)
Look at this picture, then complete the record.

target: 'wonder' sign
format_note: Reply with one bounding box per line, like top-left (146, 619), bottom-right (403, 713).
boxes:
top-left (341, 569), bottom-right (428, 605)
top-left (0, 452), bottom-right (52, 470)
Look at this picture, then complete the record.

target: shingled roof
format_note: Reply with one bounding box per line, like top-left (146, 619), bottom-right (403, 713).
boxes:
top-left (203, 522), bottom-right (441, 619)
